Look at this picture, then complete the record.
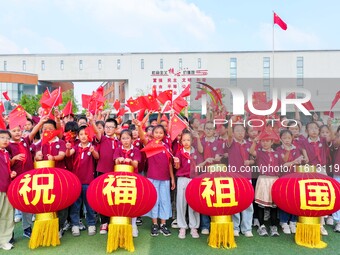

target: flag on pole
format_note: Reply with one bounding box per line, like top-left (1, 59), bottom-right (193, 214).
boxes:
top-left (274, 12), bottom-right (287, 30)
top-left (330, 90), bottom-right (340, 110)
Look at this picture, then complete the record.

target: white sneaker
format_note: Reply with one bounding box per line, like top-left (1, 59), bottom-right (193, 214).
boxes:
top-left (190, 228), bottom-right (199, 238)
top-left (0, 243), bottom-right (13, 250)
top-left (233, 230), bottom-right (239, 237)
top-left (88, 226), bottom-right (96, 236)
top-left (201, 229), bottom-right (209, 235)
top-left (334, 223), bottom-right (340, 232)
top-left (72, 226), bottom-right (80, 237)
top-left (326, 216), bottom-right (334, 226)
top-left (100, 223), bottom-right (108, 235)
top-left (32, 215), bottom-right (36, 222)
top-left (281, 223), bottom-right (291, 234)
top-left (171, 219), bottom-right (179, 229)
top-left (132, 226), bottom-right (138, 237)
top-left (320, 226), bottom-right (328, 236)
top-left (178, 228), bottom-right (186, 239)
top-left (244, 231), bottom-right (253, 237)
top-left (289, 222), bottom-right (297, 234)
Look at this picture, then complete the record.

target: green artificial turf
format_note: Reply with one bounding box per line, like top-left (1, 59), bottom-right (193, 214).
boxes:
top-left (7, 217), bottom-right (340, 255)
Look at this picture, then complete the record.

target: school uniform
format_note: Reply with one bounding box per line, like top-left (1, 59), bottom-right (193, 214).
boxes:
top-left (113, 145), bottom-right (141, 173)
top-left (96, 136), bottom-right (120, 174)
top-left (302, 137), bottom-right (330, 173)
top-left (39, 137), bottom-right (67, 169)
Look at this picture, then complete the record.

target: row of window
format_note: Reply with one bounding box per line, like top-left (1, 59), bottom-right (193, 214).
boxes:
top-left (1, 57), bottom-right (304, 74)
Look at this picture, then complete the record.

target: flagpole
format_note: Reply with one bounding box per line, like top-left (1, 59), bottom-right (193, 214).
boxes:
top-left (272, 11), bottom-right (275, 90)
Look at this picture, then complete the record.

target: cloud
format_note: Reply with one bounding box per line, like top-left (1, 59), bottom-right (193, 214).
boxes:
top-left (259, 23), bottom-right (321, 50)
top-left (0, 35), bottom-right (21, 54)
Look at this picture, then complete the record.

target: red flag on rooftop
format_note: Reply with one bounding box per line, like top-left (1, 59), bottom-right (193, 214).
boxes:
top-left (9, 105), bottom-right (27, 130)
top-left (274, 12), bottom-right (287, 30)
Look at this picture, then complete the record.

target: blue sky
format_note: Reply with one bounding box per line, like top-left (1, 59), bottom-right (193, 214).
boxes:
top-left (0, 0), bottom-right (338, 54)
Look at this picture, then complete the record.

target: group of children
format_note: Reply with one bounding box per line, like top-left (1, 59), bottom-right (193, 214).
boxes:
top-left (1, 106), bottom-right (340, 251)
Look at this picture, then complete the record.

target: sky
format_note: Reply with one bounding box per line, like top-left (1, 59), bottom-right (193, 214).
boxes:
top-left (0, 0), bottom-right (339, 100)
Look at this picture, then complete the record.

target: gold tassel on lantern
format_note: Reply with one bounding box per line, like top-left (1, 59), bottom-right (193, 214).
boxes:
top-left (295, 216), bottom-right (326, 249)
top-left (107, 216), bottom-right (134, 253)
top-left (30, 160), bottom-right (60, 249)
top-left (208, 216), bottom-right (236, 249)
top-left (106, 164), bottom-right (135, 253)
top-left (294, 165), bottom-right (326, 249)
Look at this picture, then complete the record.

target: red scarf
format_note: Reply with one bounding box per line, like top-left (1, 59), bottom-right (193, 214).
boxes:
top-left (311, 141), bottom-right (322, 164)
top-left (74, 146), bottom-right (90, 170)
top-left (236, 142), bottom-right (247, 161)
top-left (1, 149), bottom-right (11, 175)
top-left (18, 141), bottom-right (27, 171)
top-left (121, 146), bottom-right (134, 165)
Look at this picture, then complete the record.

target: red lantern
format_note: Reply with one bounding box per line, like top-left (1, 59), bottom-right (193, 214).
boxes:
top-left (87, 164), bottom-right (157, 253)
top-left (272, 165), bottom-right (340, 248)
top-left (186, 167), bottom-right (254, 249)
top-left (7, 160), bottom-right (81, 249)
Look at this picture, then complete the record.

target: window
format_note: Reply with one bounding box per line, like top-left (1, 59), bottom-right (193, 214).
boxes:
top-left (263, 57), bottom-right (270, 78)
top-left (160, 59), bottom-right (163, 69)
top-left (79, 60), bottom-right (83, 70)
top-left (60, 60), bottom-right (64, 70)
top-left (141, 59), bottom-right (144, 69)
top-left (230, 58), bottom-right (237, 80)
top-left (198, 58), bottom-right (201, 68)
top-left (22, 60), bottom-right (26, 71)
top-left (41, 60), bottom-right (45, 71)
top-left (117, 59), bottom-right (121, 70)
top-left (98, 59), bottom-right (102, 70)
top-left (179, 58), bottom-right (182, 69)
top-left (4, 61), bottom-right (7, 71)
top-left (297, 56), bottom-right (303, 78)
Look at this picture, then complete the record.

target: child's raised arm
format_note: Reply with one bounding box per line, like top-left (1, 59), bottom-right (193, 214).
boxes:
top-left (29, 115), bottom-right (49, 142)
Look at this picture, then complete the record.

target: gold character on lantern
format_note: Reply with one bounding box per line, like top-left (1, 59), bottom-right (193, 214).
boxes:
top-left (299, 179), bottom-right (335, 210)
top-left (201, 177), bottom-right (238, 208)
top-left (19, 173), bottom-right (56, 205)
top-left (103, 175), bottom-right (137, 205)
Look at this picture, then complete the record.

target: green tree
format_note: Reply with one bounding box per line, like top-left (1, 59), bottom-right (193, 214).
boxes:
top-left (59, 89), bottom-right (78, 114)
top-left (19, 94), bottom-right (41, 115)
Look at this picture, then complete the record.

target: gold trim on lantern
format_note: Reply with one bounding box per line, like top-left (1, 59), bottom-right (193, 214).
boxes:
top-left (34, 160), bottom-right (55, 169)
top-left (211, 215), bottom-right (232, 223)
top-left (114, 164), bottom-right (134, 173)
top-left (299, 216), bottom-right (320, 225)
top-left (36, 212), bottom-right (57, 221)
top-left (296, 165), bottom-right (316, 173)
top-left (110, 216), bottom-right (131, 225)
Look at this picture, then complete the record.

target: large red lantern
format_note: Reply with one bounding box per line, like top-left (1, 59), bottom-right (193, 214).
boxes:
top-left (272, 165), bottom-right (340, 248)
top-left (7, 160), bottom-right (81, 249)
top-left (186, 166), bottom-right (254, 249)
top-left (87, 164), bottom-right (157, 253)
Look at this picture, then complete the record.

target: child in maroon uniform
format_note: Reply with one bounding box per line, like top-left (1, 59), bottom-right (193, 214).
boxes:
top-left (250, 128), bottom-right (280, 237)
top-left (173, 130), bottom-right (200, 239)
top-left (7, 116), bottom-right (48, 239)
top-left (0, 130), bottom-right (17, 251)
top-left (66, 125), bottom-right (99, 237)
top-left (227, 117), bottom-right (254, 237)
top-left (113, 129), bottom-right (141, 237)
top-left (94, 118), bottom-right (120, 234)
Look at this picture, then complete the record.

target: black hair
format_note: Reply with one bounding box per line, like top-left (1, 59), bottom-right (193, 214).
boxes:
top-left (204, 121), bottom-right (215, 129)
top-left (120, 129), bottom-right (133, 139)
top-left (280, 129), bottom-right (293, 138)
top-left (96, 120), bottom-right (105, 127)
top-left (181, 116), bottom-right (189, 123)
top-left (77, 125), bottom-right (87, 135)
top-left (0, 129), bottom-right (11, 138)
top-left (77, 116), bottom-right (87, 122)
top-left (129, 124), bottom-right (136, 131)
top-left (43, 119), bottom-right (57, 129)
top-left (65, 121), bottom-right (79, 133)
top-left (145, 125), bottom-right (153, 132)
top-left (319, 124), bottom-right (330, 131)
top-left (26, 118), bottom-right (34, 126)
top-left (306, 122), bottom-right (319, 131)
top-left (287, 120), bottom-right (300, 129)
top-left (105, 118), bottom-right (118, 128)
top-left (152, 124), bottom-right (166, 135)
top-left (181, 129), bottom-right (192, 140)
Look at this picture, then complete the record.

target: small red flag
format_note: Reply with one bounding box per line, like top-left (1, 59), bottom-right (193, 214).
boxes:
top-left (85, 126), bottom-right (95, 142)
top-left (274, 12), bottom-right (287, 30)
top-left (302, 100), bottom-right (315, 111)
top-left (41, 87), bottom-right (62, 108)
top-left (62, 100), bottom-right (73, 117)
top-left (40, 89), bottom-right (51, 105)
top-left (140, 140), bottom-right (169, 158)
top-left (258, 126), bottom-right (280, 142)
top-left (2, 91), bottom-right (10, 101)
top-left (172, 96), bottom-right (188, 113)
top-left (0, 115), bottom-right (6, 129)
top-left (324, 111), bottom-right (334, 118)
top-left (113, 99), bottom-right (120, 111)
top-left (161, 114), bottom-right (169, 123)
top-left (137, 108), bottom-right (146, 121)
top-left (126, 97), bottom-right (144, 113)
top-left (157, 90), bottom-right (173, 104)
top-left (169, 115), bottom-right (187, 141)
top-left (161, 100), bottom-right (172, 113)
top-left (180, 85), bottom-right (190, 98)
top-left (143, 94), bottom-right (159, 111)
top-left (330, 91), bottom-right (340, 110)
top-left (152, 85), bottom-right (158, 98)
top-left (117, 108), bottom-right (128, 117)
top-left (42, 130), bottom-right (61, 145)
top-left (64, 131), bottom-right (75, 143)
top-left (9, 105), bottom-right (27, 130)
top-left (0, 101), bottom-right (5, 114)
